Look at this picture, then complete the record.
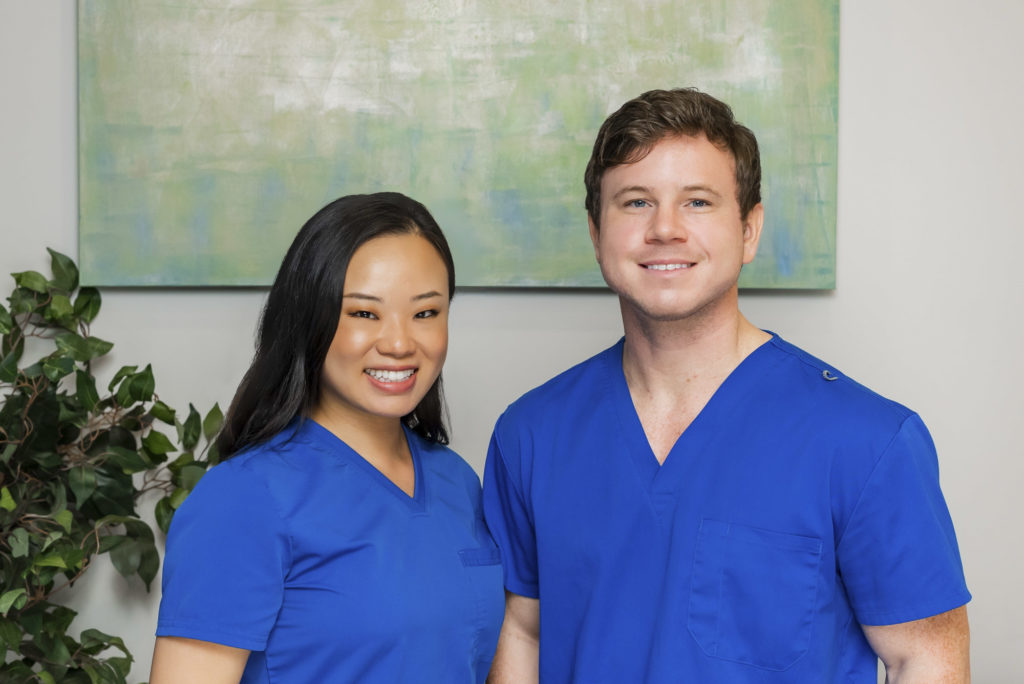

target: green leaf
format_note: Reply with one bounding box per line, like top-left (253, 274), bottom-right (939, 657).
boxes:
top-left (106, 445), bottom-right (150, 473)
top-left (13, 270), bottom-right (49, 293)
top-left (0, 616), bottom-right (21, 650)
top-left (54, 332), bottom-right (92, 362)
top-left (54, 509), bottom-right (73, 534)
top-left (45, 292), bottom-right (74, 326)
top-left (0, 348), bottom-right (17, 383)
top-left (76, 369), bottom-right (100, 411)
top-left (142, 429), bottom-right (175, 455)
top-left (108, 538), bottom-right (142, 578)
top-left (106, 365), bottom-right (137, 392)
top-left (42, 354), bottom-right (75, 382)
top-left (69, 466), bottom-right (97, 506)
top-left (37, 671), bottom-right (58, 684)
top-left (0, 486), bottom-right (14, 512)
top-left (128, 364), bottom-right (155, 402)
top-left (41, 530), bottom-right (64, 551)
top-left (0, 589), bottom-right (26, 616)
top-left (180, 403), bottom-right (202, 451)
top-left (178, 464), bottom-right (207, 492)
top-left (0, 302), bottom-right (14, 335)
top-left (1, 443), bottom-right (16, 464)
top-left (80, 628), bottom-right (128, 655)
top-left (10, 528), bottom-right (30, 557)
top-left (202, 403), bottom-right (224, 441)
top-left (149, 399), bottom-right (176, 424)
top-left (97, 534), bottom-right (128, 554)
top-left (154, 497), bottom-right (174, 534)
top-left (47, 248), bottom-right (79, 291)
top-left (169, 487), bottom-right (189, 509)
top-left (33, 553), bottom-right (68, 569)
top-left (138, 546), bottom-right (159, 590)
top-left (73, 286), bottom-right (101, 323)
top-left (85, 335), bottom-right (113, 359)
top-left (207, 441), bottom-right (221, 466)
top-left (9, 286), bottom-right (40, 315)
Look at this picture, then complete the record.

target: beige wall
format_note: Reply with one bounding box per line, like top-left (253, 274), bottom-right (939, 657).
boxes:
top-left (2, 1), bottom-right (1022, 681)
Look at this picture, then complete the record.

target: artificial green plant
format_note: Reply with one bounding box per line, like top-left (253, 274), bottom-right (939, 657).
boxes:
top-left (0, 249), bottom-right (220, 683)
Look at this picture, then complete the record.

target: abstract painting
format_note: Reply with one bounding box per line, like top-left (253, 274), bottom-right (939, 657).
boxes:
top-left (78, 0), bottom-right (838, 288)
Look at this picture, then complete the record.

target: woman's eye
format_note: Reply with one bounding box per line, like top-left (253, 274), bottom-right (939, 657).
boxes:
top-left (350, 310), bottom-right (377, 319)
top-left (415, 309), bottom-right (439, 319)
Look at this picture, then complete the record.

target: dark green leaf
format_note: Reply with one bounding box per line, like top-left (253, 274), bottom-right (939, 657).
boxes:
top-left (0, 302), bottom-right (13, 335)
top-left (69, 467), bottom-right (97, 506)
top-left (141, 429), bottom-right (175, 455)
top-left (0, 348), bottom-right (17, 382)
top-left (128, 364), bottom-right (155, 402)
top-left (1, 443), bottom-right (16, 464)
top-left (76, 369), bottom-right (100, 411)
top-left (106, 365), bottom-right (137, 393)
top-left (202, 403), bottom-right (224, 441)
top-left (97, 534), bottom-right (128, 554)
top-left (206, 441), bottom-right (221, 466)
top-left (107, 425), bottom-right (137, 450)
top-left (105, 446), bottom-right (149, 474)
top-left (138, 545), bottom-right (159, 590)
top-left (35, 630), bottom-right (72, 665)
top-left (154, 497), bottom-right (174, 534)
top-left (45, 292), bottom-right (74, 326)
top-left (54, 332), bottom-right (92, 362)
top-left (9, 286), bottom-right (40, 315)
top-left (12, 270), bottom-right (49, 293)
top-left (10, 528), bottom-right (30, 557)
top-left (43, 354), bottom-right (75, 382)
top-left (180, 403), bottom-right (201, 451)
top-left (149, 399), bottom-right (176, 424)
top-left (0, 617), bottom-right (21, 650)
top-left (178, 464), bottom-right (207, 492)
top-left (73, 286), bottom-right (101, 323)
top-left (47, 248), bottom-right (79, 291)
top-left (80, 628), bottom-right (129, 656)
top-left (84, 335), bottom-right (113, 359)
top-left (108, 538), bottom-right (142, 578)
top-left (169, 487), bottom-right (189, 509)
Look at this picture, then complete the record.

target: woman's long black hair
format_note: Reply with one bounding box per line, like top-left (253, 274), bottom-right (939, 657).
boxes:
top-left (216, 192), bottom-right (456, 459)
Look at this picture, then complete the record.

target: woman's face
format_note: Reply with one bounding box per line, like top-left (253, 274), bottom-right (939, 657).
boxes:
top-left (317, 232), bottom-right (450, 426)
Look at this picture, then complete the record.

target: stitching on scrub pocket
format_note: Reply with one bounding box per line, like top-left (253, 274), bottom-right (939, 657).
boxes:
top-left (687, 518), bottom-right (822, 671)
top-left (458, 547), bottom-right (502, 567)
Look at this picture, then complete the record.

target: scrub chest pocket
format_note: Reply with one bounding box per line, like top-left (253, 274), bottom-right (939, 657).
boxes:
top-left (687, 519), bottom-right (823, 671)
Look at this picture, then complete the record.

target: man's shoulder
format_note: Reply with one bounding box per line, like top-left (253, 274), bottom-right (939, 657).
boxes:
top-left (499, 339), bottom-right (622, 425)
top-left (763, 334), bottom-right (917, 430)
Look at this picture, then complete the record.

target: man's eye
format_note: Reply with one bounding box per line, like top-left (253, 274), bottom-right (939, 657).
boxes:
top-left (625, 199), bottom-right (650, 209)
top-left (689, 199), bottom-right (709, 208)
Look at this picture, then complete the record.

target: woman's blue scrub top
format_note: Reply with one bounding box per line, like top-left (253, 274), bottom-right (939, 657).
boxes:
top-left (157, 420), bottom-right (503, 683)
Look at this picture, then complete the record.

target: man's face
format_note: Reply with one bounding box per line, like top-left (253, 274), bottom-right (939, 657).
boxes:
top-left (589, 134), bottom-right (763, 325)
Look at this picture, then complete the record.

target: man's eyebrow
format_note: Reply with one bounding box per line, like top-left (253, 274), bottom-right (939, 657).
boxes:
top-left (609, 185), bottom-right (652, 201)
top-left (682, 184), bottom-right (723, 198)
top-left (608, 184), bottom-right (724, 200)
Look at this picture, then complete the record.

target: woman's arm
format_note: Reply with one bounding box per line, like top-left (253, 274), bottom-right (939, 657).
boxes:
top-left (150, 636), bottom-right (250, 684)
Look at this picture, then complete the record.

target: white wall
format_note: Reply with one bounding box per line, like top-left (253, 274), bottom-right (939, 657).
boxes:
top-left (2, 1), bottom-right (1022, 681)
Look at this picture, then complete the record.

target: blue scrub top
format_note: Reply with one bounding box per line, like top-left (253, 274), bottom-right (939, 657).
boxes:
top-left (158, 420), bottom-right (503, 683)
top-left (483, 335), bottom-right (970, 682)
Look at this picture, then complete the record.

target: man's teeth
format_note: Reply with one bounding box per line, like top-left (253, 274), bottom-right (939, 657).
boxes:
top-left (645, 263), bottom-right (691, 271)
top-left (366, 369), bottom-right (415, 382)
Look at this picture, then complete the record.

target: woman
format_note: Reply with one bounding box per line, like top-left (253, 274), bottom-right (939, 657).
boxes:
top-left (151, 193), bottom-right (504, 683)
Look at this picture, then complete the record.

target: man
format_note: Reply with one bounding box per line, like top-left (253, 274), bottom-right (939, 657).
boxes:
top-left (482, 88), bottom-right (970, 682)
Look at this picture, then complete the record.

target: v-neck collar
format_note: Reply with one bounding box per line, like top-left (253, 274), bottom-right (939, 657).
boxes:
top-left (301, 420), bottom-right (427, 512)
top-left (604, 333), bottom-right (779, 489)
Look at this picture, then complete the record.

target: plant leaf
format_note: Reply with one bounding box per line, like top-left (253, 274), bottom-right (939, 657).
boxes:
top-left (106, 365), bottom-right (137, 392)
top-left (13, 270), bottom-right (49, 293)
top-left (0, 349), bottom-right (18, 383)
top-left (180, 404), bottom-right (201, 451)
top-left (108, 538), bottom-right (142, 578)
top-left (202, 403), bottom-right (224, 441)
top-left (178, 464), bottom-right (207, 492)
top-left (10, 528), bottom-right (30, 557)
top-left (128, 364), bottom-right (155, 402)
top-left (54, 332), bottom-right (93, 362)
top-left (43, 354), bottom-right (75, 382)
top-left (69, 466), bottom-right (97, 506)
top-left (54, 509), bottom-right (73, 534)
top-left (0, 486), bottom-right (14, 512)
top-left (33, 553), bottom-right (68, 570)
top-left (154, 497), bottom-right (174, 534)
top-left (45, 292), bottom-right (74, 326)
top-left (149, 399), bottom-right (176, 424)
top-left (106, 446), bottom-right (150, 473)
top-left (84, 335), bottom-right (113, 359)
top-left (73, 286), bottom-right (101, 323)
top-left (142, 430), bottom-right (175, 455)
top-left (0, 302), bottom-right (12, 335)
top-left (47, 248), bottom-right (79, 291)
top-left (76, 369), bottom-right (100, 411)
top-left (0, 589), bottom-right (27, 616)
top-left (0, 616), bottom-right (21, 650)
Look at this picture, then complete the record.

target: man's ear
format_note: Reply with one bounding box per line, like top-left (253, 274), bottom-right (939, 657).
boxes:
top-left (588, 214), bottom-right (601, 263)
top-left (741, 203), bottom-right (764, 265)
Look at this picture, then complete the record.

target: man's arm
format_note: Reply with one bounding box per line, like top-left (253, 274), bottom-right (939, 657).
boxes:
top-left (487, 591), bottom-right (540, 684)
top-left (861, 605), bottom-right (970, 683)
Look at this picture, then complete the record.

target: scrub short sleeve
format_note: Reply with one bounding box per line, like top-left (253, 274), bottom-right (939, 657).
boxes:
top-left (156, 460), bottom-right (290, 650)
top-left (482, 419), bottom-right (539, 599)
top-left (836, 414), bottom-right (970, 626)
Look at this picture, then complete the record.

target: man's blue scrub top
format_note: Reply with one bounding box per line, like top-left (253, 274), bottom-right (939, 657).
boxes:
top-left (483, 335), bottom-right (970, 683)
top-left (158, 420), bottom-right (503, 683)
